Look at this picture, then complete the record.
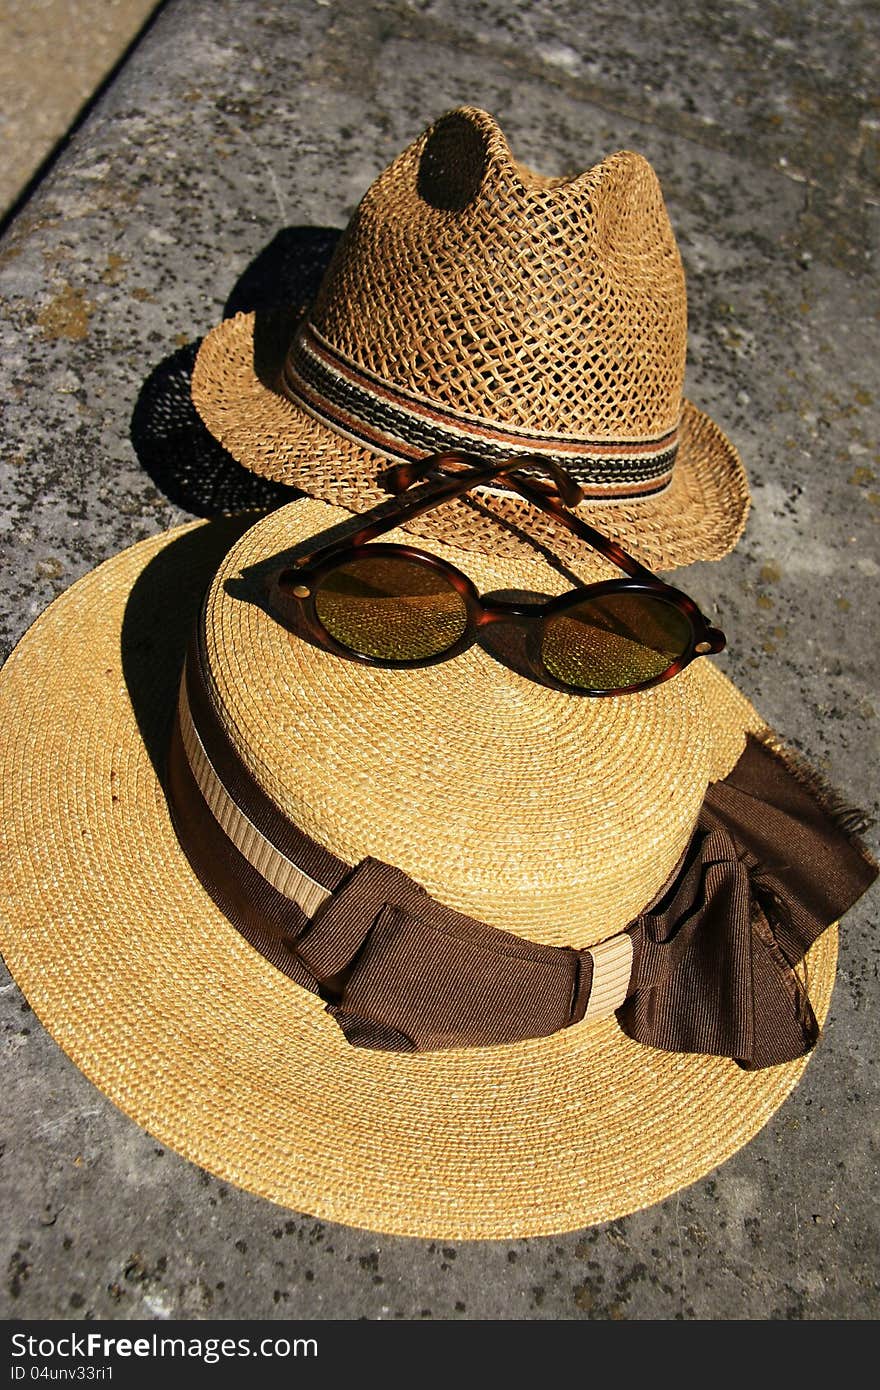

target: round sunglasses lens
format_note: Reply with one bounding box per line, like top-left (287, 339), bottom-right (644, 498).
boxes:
top-left (314, 554), bottom-right (468, 662)
top-left (541, 592), bottom-right (693, 692)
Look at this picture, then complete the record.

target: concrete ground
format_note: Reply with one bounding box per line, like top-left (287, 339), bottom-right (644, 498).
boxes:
top-left (0, 0), bottom-right (161, 218)
top-left (0, 0), bottom-right (878, 1320)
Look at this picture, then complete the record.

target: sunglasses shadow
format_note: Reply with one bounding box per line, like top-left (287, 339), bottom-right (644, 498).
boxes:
top-left (473, 594), bottom-right (552, 685)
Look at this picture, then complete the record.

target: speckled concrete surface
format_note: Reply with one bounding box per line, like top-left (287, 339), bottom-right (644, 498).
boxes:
top-left (1, 0), bottom-right (878, 1320)
top-left (0, 0), bottom-right (162, 216)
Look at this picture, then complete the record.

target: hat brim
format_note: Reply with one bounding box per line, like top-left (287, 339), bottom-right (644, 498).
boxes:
top-left (0, 522), bottom-right (834, 1239)
top-left (191, 312), bottom-right (750, 572)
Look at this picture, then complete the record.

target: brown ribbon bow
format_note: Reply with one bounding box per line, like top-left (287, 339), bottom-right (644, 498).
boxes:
top-left (167, 647), bottom-right (876, 1069)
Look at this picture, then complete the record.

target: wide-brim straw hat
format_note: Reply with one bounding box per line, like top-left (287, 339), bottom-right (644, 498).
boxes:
top-left (2, 497), bottom-right (874, 1239)
top-left (191, 107), bottom-right (750, 572)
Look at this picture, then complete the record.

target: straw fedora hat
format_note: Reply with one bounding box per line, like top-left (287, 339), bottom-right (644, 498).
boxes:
top-left (191, 106), bottom-right (750, 571)
top-left (0, 499), bottom-right (872, 1240)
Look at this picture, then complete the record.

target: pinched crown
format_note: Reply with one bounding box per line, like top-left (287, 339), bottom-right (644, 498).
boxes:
top-left (307, 107), bottom-right (687, 447)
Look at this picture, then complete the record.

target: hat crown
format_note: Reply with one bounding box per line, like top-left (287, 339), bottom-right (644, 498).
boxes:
top-left (203, 501), bottom-right (748, 949)
top-left (311, 107), bottom-right (687, 440)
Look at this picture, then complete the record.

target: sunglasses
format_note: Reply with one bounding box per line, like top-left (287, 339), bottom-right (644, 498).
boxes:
top-left (276, 452), bottom-right (726, 696)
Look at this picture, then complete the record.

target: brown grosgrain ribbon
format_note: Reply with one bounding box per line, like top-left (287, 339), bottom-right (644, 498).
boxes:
top-left (166, 643), bottom-right (876, 1068)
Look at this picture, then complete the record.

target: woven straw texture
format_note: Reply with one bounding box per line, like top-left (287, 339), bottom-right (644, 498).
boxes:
top-left (191, 107), bottom-right (750, 569)
top-left (208, 501), bottom-right (753, 942)
top-left (317, 116), bottom-right (685, 436)
top-left (0, 517), bottom-right (835, 1239)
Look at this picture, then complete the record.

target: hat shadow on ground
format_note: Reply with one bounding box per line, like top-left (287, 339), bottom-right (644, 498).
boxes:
top-left (120, 515), bottom-right (257, 782)
top-left (130, 226), bottom-right (341, 517)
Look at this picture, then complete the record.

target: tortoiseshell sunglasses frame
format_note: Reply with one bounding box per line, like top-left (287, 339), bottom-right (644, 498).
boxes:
top-left (276, 452), bottom-right (726, 696)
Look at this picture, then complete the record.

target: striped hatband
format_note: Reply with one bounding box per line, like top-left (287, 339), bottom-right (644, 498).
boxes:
top-left (281, 321), bottom-right (680, 501)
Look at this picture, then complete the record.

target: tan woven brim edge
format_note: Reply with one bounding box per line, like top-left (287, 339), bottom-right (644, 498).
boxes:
top-left (190, 312), bottom-right (751, 572)
top-left (0, 523), bottom-right (834, 1240)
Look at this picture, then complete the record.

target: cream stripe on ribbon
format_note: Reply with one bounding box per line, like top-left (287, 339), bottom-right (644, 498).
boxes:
top-left (178, 677), bottom-right (331, 918)
top-left (179, 674), bottom-right (632, 1020)
top-left (584, 932), bottom-right (635, 1020)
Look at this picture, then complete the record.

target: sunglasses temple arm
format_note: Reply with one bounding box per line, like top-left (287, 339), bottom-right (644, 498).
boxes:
top-left (506, 477), bottom-right (724, 646)
top-left (491, 471), bottom-right (662, 584)
top-left (416, 450), bottom-right (665, 583)
top-left (388, 451), bottom-right (664, 584)
top-left (286, 457), bottom-right (522, 569)
top-left (286, 450), bottom-right (661, 587)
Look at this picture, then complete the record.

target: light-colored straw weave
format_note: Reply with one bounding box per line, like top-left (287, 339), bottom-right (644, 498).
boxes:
top-left (207, 501), bottom-right (753, 942)
top-left (0, 514), bottom-right (834, 1238)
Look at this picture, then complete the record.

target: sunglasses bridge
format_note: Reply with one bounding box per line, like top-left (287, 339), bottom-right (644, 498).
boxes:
top-left (474, 595), bottom-right (557, 624)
